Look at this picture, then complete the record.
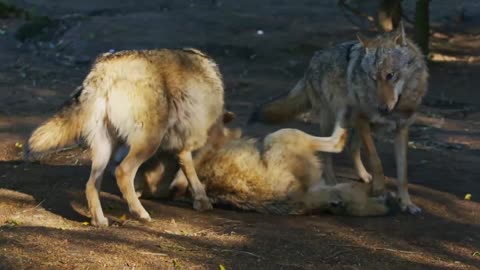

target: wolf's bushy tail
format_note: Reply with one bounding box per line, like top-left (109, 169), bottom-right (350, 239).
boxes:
top-left (248, 77), bottom-right (311, 125)
top-left (25, 86), bottom-right (86, 157)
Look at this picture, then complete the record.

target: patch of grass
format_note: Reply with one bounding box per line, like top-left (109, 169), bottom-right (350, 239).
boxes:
top-left (4, 218), bottom-right (20, 227)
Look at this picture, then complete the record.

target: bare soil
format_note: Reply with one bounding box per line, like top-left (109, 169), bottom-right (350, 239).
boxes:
top-left (0, 1), bottom-right (479, 269)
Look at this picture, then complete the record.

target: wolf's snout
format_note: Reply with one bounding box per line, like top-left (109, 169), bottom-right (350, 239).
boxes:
top-left (377, 104), bottom-right (390, 115)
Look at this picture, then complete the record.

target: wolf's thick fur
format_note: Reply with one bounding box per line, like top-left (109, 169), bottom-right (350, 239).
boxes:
top-left (26, 48), bottom-right (225, 226)
top-left (250, 23), bottom-right (428, 214)
top-left (119, 111), bottom-right (389, 217)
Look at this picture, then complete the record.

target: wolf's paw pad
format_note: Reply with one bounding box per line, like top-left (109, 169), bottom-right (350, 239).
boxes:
top-left (193, 199), bottom-right (213, 211)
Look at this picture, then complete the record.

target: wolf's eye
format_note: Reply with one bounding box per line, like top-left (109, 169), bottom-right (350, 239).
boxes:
top-left (386, 72), bottom-right (395, 81)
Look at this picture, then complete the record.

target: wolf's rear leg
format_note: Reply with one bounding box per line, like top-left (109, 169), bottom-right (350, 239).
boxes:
top-left (115, 137), bottom-right (162, 222)
top-left (178, 150), bottom-right (212, 211)
top-left (85, 128), bottom-right (115, 227)
top-left (349, 131), bottom-right (372, 183)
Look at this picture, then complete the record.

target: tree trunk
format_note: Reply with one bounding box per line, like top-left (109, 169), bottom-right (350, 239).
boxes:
top-left (415, 0), bottom-right (430, 56)
top-left (377, 0), bottom-right (402, 32)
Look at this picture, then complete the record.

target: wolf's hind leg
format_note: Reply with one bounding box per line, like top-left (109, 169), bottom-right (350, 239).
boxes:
top-left (85, 127), bottom-right (115, 227)
top-left (115, 136), bottom-right (162, 222)
top-left (178, 150), bottom-right (212, 211)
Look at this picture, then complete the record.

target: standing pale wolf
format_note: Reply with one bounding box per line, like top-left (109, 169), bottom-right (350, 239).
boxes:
top-left (249, 23), bottom-right (428, 214)
top-left (115, 110), bottom-right (390, 217)
top-left (25, 48), bottom-right (225, 226)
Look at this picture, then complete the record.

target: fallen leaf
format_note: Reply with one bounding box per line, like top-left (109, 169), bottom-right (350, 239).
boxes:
top-left (219, 264), bottom-right (226, 270)
top-left (82, 221), bottom-right (89, 226)
top-left (172, 259), bottom-right (181, 269)
top-left (473, 251), bottom-right (480, 257)
top-left (120, 214), bottom-right (127, 221)
top-left (15, 142), bottom-right (23, 149)
top-left (5, 219), bottom-right (20, 227)
top-left (464, 194), bottom-right (472, 200)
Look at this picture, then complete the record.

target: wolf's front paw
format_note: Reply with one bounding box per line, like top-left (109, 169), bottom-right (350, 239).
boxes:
top-left (193, 198), bottom-right (213, 211)
top-left (332, 130), bottom-right (348, 153)
top-left (358, 170), bottom-right (372, 183)
top-left (397, 191), bottom-right (422, 215)
top-left (400, 201), bottom-right (422, 215)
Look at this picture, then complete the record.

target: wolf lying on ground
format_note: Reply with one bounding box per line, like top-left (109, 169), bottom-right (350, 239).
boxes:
top-left (26, 48), bottom-right (225, 226)
top-left (249, 22), bottom-right (428, 214)
top-left (114, 110), bottom-right (390, 217)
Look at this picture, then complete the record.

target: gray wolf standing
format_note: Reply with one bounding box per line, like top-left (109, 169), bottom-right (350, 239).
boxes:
top-left (249, 23), bottom-right (428, 214)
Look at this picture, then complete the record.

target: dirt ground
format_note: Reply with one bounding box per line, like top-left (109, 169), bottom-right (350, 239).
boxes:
top-left (0, 1), bottom-right (479, 269)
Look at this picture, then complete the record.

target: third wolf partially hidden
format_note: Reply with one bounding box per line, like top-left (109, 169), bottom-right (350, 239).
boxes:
top-left (116, 111), bottom-right (389, 217)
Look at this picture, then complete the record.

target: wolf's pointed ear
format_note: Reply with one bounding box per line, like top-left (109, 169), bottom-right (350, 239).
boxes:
top-left (393, 21), bottom-right (407, 46)
top-left (357, 33), bottom-right (374, 49)
top-left (223, 111), bottom-right (236, 123)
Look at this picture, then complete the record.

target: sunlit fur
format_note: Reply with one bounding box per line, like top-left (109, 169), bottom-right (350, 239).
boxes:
top-left (127, 113), bottom-right (389, 217)
top-left (26, 48), bottom-right (225, 226)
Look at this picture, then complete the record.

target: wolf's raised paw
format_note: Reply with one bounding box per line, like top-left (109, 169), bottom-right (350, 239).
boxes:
top-left (333, 132), bottom-right (348, 152)
top-left (193, 198), bottom-right (213, 211)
